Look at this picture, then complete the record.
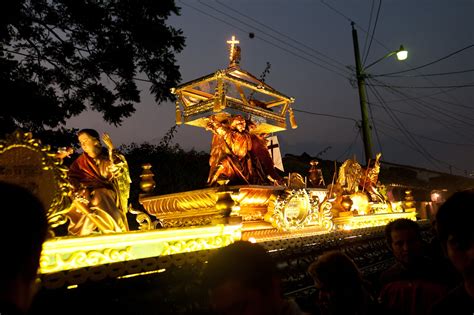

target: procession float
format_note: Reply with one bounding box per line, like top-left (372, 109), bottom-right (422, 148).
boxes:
top-left (0, 37), bottom-right (418, 301)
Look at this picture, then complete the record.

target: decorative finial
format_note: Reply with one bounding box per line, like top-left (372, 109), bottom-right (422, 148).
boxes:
top-left (226, 35), bottom-right (241, 67)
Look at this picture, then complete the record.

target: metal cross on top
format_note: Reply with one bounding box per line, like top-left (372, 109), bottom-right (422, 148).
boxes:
top-left (226, 35), bottom-right (240, 66)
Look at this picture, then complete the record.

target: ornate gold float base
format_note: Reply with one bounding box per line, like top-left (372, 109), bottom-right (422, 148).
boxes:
top-left (333, 211), bottom-right (417, 231)
top-left (40, 223), bottom-right (241, 275)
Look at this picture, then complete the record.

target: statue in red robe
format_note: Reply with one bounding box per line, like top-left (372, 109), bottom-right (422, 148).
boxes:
top-left (66, 129), bottom-right (130, 236)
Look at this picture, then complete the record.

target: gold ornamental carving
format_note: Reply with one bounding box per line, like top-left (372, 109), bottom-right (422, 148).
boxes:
top-left (333, 212), bottom-right (417, 230)
top-left (162, 235), bottom-right (235, 255)
top-left (0, 130), bottom-right (72, 229)
top-left (265, 189), bottom-right (319, 231)
top-left (40, 247), bottom-right (132, 274)
top-left (139, 185), bottom-right (284, 228)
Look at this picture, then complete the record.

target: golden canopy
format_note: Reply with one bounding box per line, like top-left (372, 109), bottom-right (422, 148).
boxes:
top-left (172, 36), bottom-right (296, 134)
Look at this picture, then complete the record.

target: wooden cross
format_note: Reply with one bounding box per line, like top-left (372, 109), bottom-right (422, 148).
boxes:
top-left (267, 138), bottom-right (279, 160)
top-left (226, 35), bottom-right (240, 62)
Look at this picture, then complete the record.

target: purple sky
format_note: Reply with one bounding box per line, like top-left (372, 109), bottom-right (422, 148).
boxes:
top-left (66, 0), bottom-right (474, 176)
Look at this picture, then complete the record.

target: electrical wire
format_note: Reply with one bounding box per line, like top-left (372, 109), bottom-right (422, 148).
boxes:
top-left (335, 128), bottom-right (361, 161)
top-left (365, 85), bottom-right (383, 154)
top-left (368, 78), bottom-right (474, 145)
top-left (366, 82), bottom-right (474, 89)
top-left (373, 44), bottom-right (474, 76)
top-left (376, 128), bottom-right (419, 153)
top-left (362, 0), bottom-right (382, 66)
top-left (374, 68), bottom-right (474, 78)
top-left (178, 1), bottom-right (352, 79)
top-left (367, 82), bottom-right (447, 170)
top-left (368, 88), bottom-right (459, 103)
top-left (371, 78), bottom-right (474, 127)
top-left (198, 0), bottom-right (350, 73)
top-left (372, 87), bottom-right (474, 112)
top-left (377, 119), bottom-right (474, 147)
top-left (368, 102), bottom-right (430, 120)
top-left (319, 0), bottom-right (353, 23)
top-left (376, 124), bottom-right (466, 173)
top-left (316, 0), bottom-right (474, 113)
top-left (293, 109), bottom-right (358, 123)
top-left (214, 0), bottom-right (349, 70)
top-left (361, 0), bottom-right (376, 63)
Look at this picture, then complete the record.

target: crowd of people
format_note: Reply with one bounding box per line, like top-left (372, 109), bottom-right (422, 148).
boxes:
top-left (1, 125), bottom-right (474, 314)
top-left (200, 189), bottom-right (474, 315)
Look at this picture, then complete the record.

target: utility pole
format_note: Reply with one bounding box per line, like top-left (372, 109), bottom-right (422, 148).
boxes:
top-left (351, 22), bottom-right (373, 165)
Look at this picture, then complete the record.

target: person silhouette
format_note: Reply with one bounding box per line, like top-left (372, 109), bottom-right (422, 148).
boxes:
top-left (308, 250), bottom-right (378, 315)
top-left (431, 189), bottom-right (474, 314)
top-left (379, 219), bottom-right (449, 315)
top-left (203, 241), bottom-right (306, 315)
top-left (0, 181), bottom-right (48, 315)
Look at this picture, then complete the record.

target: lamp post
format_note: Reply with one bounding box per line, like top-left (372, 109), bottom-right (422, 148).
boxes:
top-left (351, 22), bottom-right (407, 165)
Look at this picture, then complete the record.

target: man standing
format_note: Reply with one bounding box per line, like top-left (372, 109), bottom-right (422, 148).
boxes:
top-left (379, 218), bottom-right (449, 315)
top-left (67, 129), bottom-right (130, 236)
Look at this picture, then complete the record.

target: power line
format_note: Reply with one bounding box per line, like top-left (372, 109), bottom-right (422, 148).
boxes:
top-left (316, 0), bottom-right (474, 111)
top-left (365, 85), bottom-right (383, 155)
top-left (387, 86), bottom-right (474, 113)
top-left (361, 0), bottom-right (376, 62)
top-left (367, 82), bottom-right (446, 170)
top-left (198, 0), bottom-right (350, 74)
top-left (178, 1), bottom-right (352, 79)
top-left (376, 124), bottom-right (467, 173)
top-left (376, 128), bottom-right (419, 154)
top-left (371, 89), bottom-right (474, 113)
top-left (371, 78), bottom-right (474, 126)
top-left (214, 0), bottom-right (349, 70)
top-left (370, 78), bottom-right (474, 142)
top-left (374, 68), bottom-right (474, 78)
top-left (336, 128), bottom-right (361, 161)
top-left (362, 0), bottom-right (382, 66)
top-left (293, 109), bottom-right (358, 123)
top-left (319, 0), bottom-right (353, 23)
top-left (373, 44), bottom-right (474, 76)
top-left (377, 119), bottom-right (474, 147)
top-left (367, 82), bottom-right (474, 89)
top-left (318, 0), bottom-right (395, 57)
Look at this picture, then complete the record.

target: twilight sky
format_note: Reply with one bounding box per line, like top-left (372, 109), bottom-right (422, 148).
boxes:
top-left (66, 0), bottom-right (474, 176)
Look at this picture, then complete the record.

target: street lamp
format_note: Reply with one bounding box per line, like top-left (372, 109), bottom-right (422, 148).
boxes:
top-left (351, 22), bottom-right (407, 164)
top-left (364, 45), bottom-right (408, 70)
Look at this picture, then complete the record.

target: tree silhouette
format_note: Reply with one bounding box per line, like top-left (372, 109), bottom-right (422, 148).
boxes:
top-left (0, 0), bottom-right (185, 138)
